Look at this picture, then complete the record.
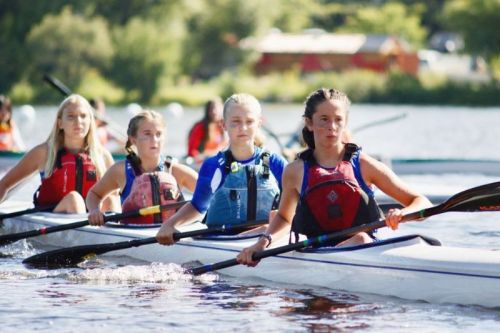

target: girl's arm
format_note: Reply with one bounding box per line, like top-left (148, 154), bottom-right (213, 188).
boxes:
top-left (0, 143), bottom-right (46, 202)
top-left (360, 153), bottom-right (432, 229)
top-left (171, 163), bottom-right (198, 193)
top-left (86, 161), bottom-right (125, 225)
top-left (155, 202), bottom-right (204, 245)
top-left (237, 160), bottom-right (303, 266)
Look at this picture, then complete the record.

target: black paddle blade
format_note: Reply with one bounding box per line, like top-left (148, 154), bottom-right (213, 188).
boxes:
top-left (22, 244), bottom-right (109, 269)
top-left (440, 181), bottom-right (500, 212)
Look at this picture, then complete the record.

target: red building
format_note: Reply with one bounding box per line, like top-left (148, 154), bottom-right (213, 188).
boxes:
top-left (240, 30), bottom-right (419, 75)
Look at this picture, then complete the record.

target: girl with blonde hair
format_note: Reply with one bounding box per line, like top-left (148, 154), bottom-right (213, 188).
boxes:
top-left (87, 109), bottom-right (198, 225)
top-left (156, 93), bottom-right (287, 245)
top-left (0, 94), bottom-right (116, 213)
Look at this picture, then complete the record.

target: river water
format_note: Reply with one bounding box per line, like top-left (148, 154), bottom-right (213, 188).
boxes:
top-left (1, 104), bottom-right (500, 332)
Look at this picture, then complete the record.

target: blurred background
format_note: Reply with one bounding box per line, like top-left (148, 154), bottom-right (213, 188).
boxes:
top-left (1, 0), bottom-right (499, 107)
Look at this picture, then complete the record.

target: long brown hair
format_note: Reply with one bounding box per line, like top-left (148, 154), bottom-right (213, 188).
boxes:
top-left (192, 97), bottom-right (222, 152)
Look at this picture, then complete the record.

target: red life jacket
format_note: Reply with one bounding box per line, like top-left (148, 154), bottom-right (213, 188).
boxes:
top-left (0, 122), bottom-right (14, 151)
top-left (121, 156), bottom-right (183, 224)
top-left (34, 149), bottom-right (98, 206)
top-left (291, 144), bottom-right (383, 240)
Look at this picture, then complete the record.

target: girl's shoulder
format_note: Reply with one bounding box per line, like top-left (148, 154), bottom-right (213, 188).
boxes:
top-left (281, 159), bottom-right (304, 186)
top-left (171, 160), bottom-right (198, 175)
top-left (29, 142), bottom-right (49, 157)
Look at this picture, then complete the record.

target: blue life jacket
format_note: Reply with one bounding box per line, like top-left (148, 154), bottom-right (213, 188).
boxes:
top-left (205, 149), bottom-right (280, 226)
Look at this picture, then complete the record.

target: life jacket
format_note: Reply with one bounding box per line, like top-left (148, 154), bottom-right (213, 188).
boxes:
top-left (291, 144), bottom-right (383, 241)
top-left (187, 121), bottom-right (225, 157)
top-left (0, 122), bottom-right (14, 151)
top-left (34, 149), bottom-right (98, 206)
top-left (205, 149), bottom-right (281, 226)
top-left (121, 155), bottom-right (184, 224)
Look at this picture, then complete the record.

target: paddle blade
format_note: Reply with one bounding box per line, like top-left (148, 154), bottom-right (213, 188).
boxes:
top-left (439, 181), bottom-right (500, 213)
top-left (23, 244), bottom-right (113, 269)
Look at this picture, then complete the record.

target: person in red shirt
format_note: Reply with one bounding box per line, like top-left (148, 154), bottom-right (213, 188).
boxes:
top-left (187, 97), bottom-right (227, 164)
top-left (0, 95), bottom-right (25, 151)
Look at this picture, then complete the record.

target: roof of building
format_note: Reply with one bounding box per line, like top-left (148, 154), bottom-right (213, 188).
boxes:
top-left (240, 30), bottom-right (411, 55)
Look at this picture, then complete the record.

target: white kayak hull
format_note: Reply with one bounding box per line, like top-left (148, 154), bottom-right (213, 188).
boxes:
top-left (2, 201), bottom-right (500, 308)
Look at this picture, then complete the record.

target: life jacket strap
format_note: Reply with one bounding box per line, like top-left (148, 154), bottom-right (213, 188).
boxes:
top-left (149, 173), bottom-right (163, 224)
top-left (164, 155), bottom-right (174, 174)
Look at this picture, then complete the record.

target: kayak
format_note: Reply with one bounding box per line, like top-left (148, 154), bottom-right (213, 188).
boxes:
top-left (2, 201), bottom-right (500, 308)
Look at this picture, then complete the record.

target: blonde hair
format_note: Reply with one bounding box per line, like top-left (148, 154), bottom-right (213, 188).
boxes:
top-left (44, 94), bottom-right (107, 178)
top-left (125, 109), bottom-right (165, 169)
top-left (223, 93), bottom-right (262, 119)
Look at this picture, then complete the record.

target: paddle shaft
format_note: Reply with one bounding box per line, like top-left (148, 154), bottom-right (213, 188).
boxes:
top-left (67, 219), bottom-right (269, 256)
top-left (22, 219), bottom-right (268, 268)
top-left (0, 201), bottom-right (187, 246)
top-left (43, 74), bottom-right (127, 140)
top-left (0, 205), bottom-right (55, 220)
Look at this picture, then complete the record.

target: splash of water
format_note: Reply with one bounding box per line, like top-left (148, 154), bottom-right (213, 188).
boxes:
top-left (65, 262), bottom-right (218, 284)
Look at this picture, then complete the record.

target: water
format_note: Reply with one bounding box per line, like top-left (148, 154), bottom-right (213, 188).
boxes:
top-left (2, 104), bottom-right (500, 332)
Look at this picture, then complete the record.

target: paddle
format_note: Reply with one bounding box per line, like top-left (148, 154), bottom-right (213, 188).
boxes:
top-left (190, 181), bottom-right (500, 275)
top-left (261, 125), bottom-right (286, 157)
top-left (0, 201), bottom-right (187, 247)
top-left (0, 205), bottom-right (55, 221)
top-left (23, 219), bottom-right (268, 269)
top-left (43, 73), bottom-right (127, 141)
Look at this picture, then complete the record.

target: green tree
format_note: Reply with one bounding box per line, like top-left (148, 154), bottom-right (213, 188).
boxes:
top-left (443, 0), bottom-right (500, 62)
top-left (26, 7), bottom-right (113, 93)
top-left (0, 0), bottom-right (85, 93)
top-left (110, 17), bottom-right (183, 103)
top-left (182, 0), bottom-right (314, 79)
top-left (339, 2), bottom-right (428, 48)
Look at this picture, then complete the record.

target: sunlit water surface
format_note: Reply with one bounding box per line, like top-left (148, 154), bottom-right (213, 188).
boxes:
top-left (1, 104), bottom-right (500, 332)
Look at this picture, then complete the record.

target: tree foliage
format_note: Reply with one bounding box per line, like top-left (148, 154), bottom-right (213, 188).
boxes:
top-left (110, 17), bottom-right (182, 102)
top-left (443, 0), bottom-right (500, 61)
top-left (26, 7), bottom-right (113, 91)
top-left (0, 0), bottom-right (497, 104)
top-left (339, 2), bottom-right (428, 48)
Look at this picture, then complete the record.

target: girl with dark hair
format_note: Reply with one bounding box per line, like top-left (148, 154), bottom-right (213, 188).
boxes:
top-left (237, 88), bottom-right (432, 266)
top-left (187, 97), bottom-right (227, 162)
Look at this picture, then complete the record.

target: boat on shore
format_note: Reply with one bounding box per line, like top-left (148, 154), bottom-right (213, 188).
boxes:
top-left (1, 200), bottom-right (500, 308)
